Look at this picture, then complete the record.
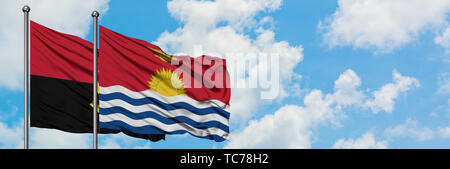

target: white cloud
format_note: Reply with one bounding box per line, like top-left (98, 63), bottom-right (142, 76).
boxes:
top-left (166, 0), bottom-right (282, 30)
top-left (99, 133), bottom-right (152, 149)
top-left (156, 0), bottom-right (304, 122)
top-left (320, 0), bottom-right (450, 52)
top-left (438, 127), bottom-right (450, 139)
top-left (330, 69), bottom-right (365, 107)
top-left (0, 119), bottom-right (22, 149)
top-left (435, 27), bottom-right (450, 53)
top-left (365, 69), bottom-right (420, 114)
top-left (225, 68), bottom-right (421, 148)
top-left (385, 119), bottom-right (434, 141)
top-left (224, 97), bottom-right (328, 149)
top-left (333, 132), bottom-right (388, 149)
top-left (30, 128), bottom-right (90, 149)
top-left (437, 73), bottom-right (450, 95)
top-left (1, 114), bottom-right (92, 149)
top-left (100, 137), bottom-right (122, 149)
top-left (0, 0), bottom-right (110, 90)
top-left (225, 69), bottom-right (363, 148)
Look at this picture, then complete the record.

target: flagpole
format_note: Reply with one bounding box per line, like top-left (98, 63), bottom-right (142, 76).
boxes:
top-left (23, 5), bottom-right (30, 150)
top-left (92, 11), bottom-right (99, 149)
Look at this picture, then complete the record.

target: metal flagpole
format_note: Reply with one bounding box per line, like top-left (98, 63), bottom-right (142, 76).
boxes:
top-left (92, 11), bottom-right (99, 149)
top-left (23, 5), bottom-right (30, 150)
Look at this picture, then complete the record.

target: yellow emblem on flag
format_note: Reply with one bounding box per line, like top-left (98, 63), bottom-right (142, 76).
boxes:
top-left (148, 46), bottom-right (175, 63)
top-left (148, 68), bottom-right (186, 97)
top-left (90, 82), bottom-right (99, 112)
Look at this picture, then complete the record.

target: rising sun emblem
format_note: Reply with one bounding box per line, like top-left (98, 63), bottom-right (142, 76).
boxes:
top-left (149, 68), bottom-right (186, 97)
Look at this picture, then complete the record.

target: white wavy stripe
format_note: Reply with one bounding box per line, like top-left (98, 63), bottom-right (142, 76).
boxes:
top-left (100, 113), bottom-right (229, 139)
top-left (100, 99), bottom-right (229, 126)
top-left (100, 85), bottom-right (230, 111)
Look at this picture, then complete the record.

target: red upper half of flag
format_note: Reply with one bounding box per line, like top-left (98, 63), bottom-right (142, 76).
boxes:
top-left (30, 20), bottom-right (93, 83)
top-left (99, 26), bottom-right (230, 104)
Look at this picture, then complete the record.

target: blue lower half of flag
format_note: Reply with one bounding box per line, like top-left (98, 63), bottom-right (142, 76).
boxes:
top-left (98, 85), bottom-right (230, 142)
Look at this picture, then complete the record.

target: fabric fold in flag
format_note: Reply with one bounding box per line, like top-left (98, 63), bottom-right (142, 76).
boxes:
top-left (99, 26), bottom-right (231, 142)
top-left (29, 20), bottom-right (164, 142)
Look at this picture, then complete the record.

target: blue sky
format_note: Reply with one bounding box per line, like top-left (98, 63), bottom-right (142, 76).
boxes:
top-left (1, 0), bottom-right (450, 149)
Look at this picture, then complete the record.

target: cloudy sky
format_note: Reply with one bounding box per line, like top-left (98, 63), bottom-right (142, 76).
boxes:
top-left (1, 0), bottom-right (450, 149)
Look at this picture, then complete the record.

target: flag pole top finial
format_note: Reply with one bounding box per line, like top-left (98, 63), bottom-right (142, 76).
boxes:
top-left (92, 11), bottom-right (99, 17)
top-left (22, 5), bottom-right (30, 12)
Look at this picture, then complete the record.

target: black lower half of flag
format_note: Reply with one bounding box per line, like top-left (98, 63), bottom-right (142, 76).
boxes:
top-left (30, 75), bottom-right (164, 141)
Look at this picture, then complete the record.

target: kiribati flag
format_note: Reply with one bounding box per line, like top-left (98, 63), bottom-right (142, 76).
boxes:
top-left (99, 26), bottom-right (231, 142)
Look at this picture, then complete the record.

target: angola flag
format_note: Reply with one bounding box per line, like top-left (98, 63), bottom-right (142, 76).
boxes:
top-left (30, 21), bottom-right (164, 141)
top-left (99, 26), bottom-right (231, 142)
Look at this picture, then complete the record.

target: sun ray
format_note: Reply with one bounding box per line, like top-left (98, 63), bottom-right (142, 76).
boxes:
top-left (148, 68), bottom-right (186, 97)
